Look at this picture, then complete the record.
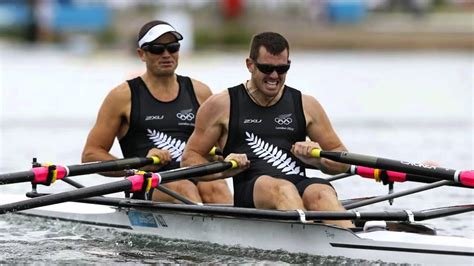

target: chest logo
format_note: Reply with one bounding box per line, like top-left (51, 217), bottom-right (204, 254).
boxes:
top-left (274, 113), bottom-right (293, 126)
top-left (176, 109), bottom-right (195, 121)
top-left (145, 115), bottom-right (164, 121)
top-left (244, 119), bottom-right (262, 124)
top-left (147, 129), bottom-right (186, 161)
top-left (245, 131), bottom-right (304, 176)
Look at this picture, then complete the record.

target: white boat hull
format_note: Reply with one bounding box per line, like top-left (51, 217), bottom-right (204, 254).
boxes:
top-left (16, 200), bottom-right (474, 265)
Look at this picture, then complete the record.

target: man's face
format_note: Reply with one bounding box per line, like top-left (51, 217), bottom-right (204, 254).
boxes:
top-left (138, 33), bottom-right (180, 77)
top-left (247, 46), bottom-right (290, 98)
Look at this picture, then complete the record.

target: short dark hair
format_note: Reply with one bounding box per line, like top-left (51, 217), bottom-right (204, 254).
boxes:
top-left (138, 20), bottom-right (170, 43)
top-left (249, 32), bottom-right (290, 60)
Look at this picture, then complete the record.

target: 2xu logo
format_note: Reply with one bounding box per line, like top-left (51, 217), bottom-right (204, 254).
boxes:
top-left (400, 161), bottom-right (437, 170)
top-left (244, 119), bottom-right (262, 124)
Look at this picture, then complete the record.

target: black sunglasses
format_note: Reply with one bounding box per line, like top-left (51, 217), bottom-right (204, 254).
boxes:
top-left (254, 61), bottom-right (291, 75)
top-left (142, 42), bottom-right (180, 55)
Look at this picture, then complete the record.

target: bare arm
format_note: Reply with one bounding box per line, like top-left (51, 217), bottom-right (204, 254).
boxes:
top-left (292, 94), bottom-right (349, 174)
top-left (191, 78), bottom-right (213, 105)
top-left (181, 91), bottom-right (249, 180)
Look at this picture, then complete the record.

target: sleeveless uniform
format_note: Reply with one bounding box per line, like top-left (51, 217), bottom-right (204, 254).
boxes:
top-left (120, 75), bottom-right (199, 199)
top-left (223, 84), bottom-right (332, 208)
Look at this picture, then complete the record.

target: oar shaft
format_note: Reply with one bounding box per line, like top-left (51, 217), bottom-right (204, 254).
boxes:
top-left (0, 157), bottom-right (159, 185)
top-left (351, 166), bottom-right (466, 188)
top-left (0, 171), bottom-right (36, 185)
top-left (67, 157), bottom-right (158, 177)
top-left (311, 149), bottom-right (474, 187)
top-left (0, 180), bottom-right (132, 214)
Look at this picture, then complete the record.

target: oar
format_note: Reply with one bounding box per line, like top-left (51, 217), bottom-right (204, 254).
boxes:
top-left (0, 161), bottom-right (237, 214)
top-left (350, 165), bottom-right (466, 188)
top-left (311, 149), bottom-right (474, 187)
top-left (0, 157), bottom-right (161, 185)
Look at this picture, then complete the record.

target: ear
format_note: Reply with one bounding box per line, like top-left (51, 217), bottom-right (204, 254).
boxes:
top-left (245, 58), bottom-right (253, 73)
top-left (137, 48), bottom-right (146, 62)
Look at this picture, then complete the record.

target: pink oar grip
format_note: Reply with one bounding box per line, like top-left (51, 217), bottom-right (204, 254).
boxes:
top-left (459, 171), bottom-right (474, 187)
top-left (31, 165), bottom-right (68, 183)
top-left (31, 167), bottom-right (49, 183)
top-left (128, 173), bottom-right (161, 192)
top-left (355, 166), bottom-right (377, 179)
top-left (386, 170), bottom-right (407, 182)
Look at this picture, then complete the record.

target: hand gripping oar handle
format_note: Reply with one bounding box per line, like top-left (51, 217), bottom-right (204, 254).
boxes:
top-left (0, 160), bottom-right (237, 214)
top-left (0, 156), bottom-right (160, 185)
top-left (310, 149), bottom-right (474, 187)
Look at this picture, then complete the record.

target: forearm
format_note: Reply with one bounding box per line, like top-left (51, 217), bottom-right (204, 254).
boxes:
top-left (181, 150), bottom-right (229, 181)
top-left (82, 147), bottom-right (127, 177)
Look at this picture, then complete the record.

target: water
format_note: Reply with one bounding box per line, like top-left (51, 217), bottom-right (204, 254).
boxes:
top-left (0, 43), bottom-right (472, 264)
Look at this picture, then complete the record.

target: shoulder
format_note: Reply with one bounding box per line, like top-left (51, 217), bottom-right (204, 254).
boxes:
top-left (190, 78), bottom-right (212, 104)
top-left (103, 81), bottom-right (131, 106)
top-left (301, 93), bottom-right (323, 109)
top-left (197, 90), bottom-right (230, 115)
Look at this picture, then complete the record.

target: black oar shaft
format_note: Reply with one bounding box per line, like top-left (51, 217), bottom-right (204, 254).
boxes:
top-left (0, 180), bottom-right (132, 214)
top-left (0, 171), bottom-right (36, 185)
top-left (0, 161), bottom-right (235, 214)
top-left (67, 157), bottom-right (156, 176)
top-left (312, 149), bottom-right (473, 187)
top-left (344, 180), bottom-right (451, 210)
top-left (159, 161), bottom-right (234, 183)
top-left (0, 157), bottom-right (157, 185)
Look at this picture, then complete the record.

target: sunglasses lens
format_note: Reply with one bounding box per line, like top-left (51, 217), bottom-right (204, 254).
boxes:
top-left (167, 43), bottom-right (180, 53)
top-left (256, 63), bottom-right (290, 74)
top-left (146, 45), bottom-right (165, 54)
top-left (144, 43), bottom-right (180, 54)
top-left (275, 64), bottom-right (290, 74)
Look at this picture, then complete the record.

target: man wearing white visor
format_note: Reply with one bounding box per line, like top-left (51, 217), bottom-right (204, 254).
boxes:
top-left (82, 20), bottom-right (233, 204)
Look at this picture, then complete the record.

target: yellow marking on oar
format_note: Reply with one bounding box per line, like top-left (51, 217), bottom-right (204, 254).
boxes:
top-left (209, 146), bottom-right (218, 156)
top-left (229, 160), bottom-right (238, 169)
top-left (42, 163), bottom-right (58, 184)
top-left (151, 156), bottom-right (161, 165)
top-left (374, 169), bottom-right (381, 182)
top-left (145, 177), bottom-right (153, 192)
top-left (310, 149), bottom-right (321, 158)
top-left (136, 170), bottom-right (146, 175)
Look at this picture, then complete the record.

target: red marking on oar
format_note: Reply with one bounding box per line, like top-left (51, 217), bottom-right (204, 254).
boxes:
top-left (459, 171), bottom-right (474, 187)
top-left (31, 165), bottom-right (68, 184)
top-left (127, 173), bottom-right (161, 192)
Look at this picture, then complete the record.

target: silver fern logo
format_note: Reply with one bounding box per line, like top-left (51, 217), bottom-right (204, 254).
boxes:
top-left (147, 129), bottom-right (186, 161)
top-left (245, 131), bottom-right (303, 176)
top-left (274, 113), bottom-right (293, 125)
top-left (176, 109), bottom-right (195, 121)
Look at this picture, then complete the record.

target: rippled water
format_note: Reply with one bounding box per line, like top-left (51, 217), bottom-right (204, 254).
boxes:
top-left (0, 44), bottom-right (472, 264)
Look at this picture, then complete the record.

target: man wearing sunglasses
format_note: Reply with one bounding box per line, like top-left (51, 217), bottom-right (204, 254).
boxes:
top-left (82, 20), bottom-right (232, 204)
top-left (182, 32), bottom-right (352, 228)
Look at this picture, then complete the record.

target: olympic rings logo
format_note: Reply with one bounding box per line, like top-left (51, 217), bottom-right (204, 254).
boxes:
top-left (274, 117), bottom-right (293, 125)
top-left (176, 112), bottom-right (195, 121)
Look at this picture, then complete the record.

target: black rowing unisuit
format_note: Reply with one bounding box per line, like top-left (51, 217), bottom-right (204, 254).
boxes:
top-left (223, 83), bottom-right (308, 186)
top-left (120, 75), bottom-right (199, 172)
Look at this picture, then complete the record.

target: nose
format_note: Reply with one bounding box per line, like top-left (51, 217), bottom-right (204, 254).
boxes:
top-left (269, 70), bottom-right (279, 77)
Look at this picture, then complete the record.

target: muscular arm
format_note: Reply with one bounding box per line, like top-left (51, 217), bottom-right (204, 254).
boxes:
top-left (191, 78), bottom-right (213, 105)
top-left (81, 83), bottom-right (131, 176)
top-left (182, 92), bottom-right (249, 180)
top-left (300, 95), bottom-right (349, 174)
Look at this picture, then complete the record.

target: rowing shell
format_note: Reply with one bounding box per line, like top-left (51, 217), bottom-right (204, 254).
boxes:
top-left (4, 194), bottom-right (473, 265)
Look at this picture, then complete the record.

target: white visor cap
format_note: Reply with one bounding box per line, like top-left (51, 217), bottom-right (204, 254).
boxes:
top-left (138, 24), bottom-right (183, 48)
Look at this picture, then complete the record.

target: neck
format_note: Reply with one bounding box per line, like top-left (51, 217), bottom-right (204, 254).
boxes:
top-left (245, 80), bottom-right (283, 107)
top-left (142, 72), bottom-right (177, 92)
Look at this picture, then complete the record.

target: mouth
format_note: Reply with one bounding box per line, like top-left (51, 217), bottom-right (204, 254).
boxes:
top-left (264, 79), bottom-right (279, 90)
